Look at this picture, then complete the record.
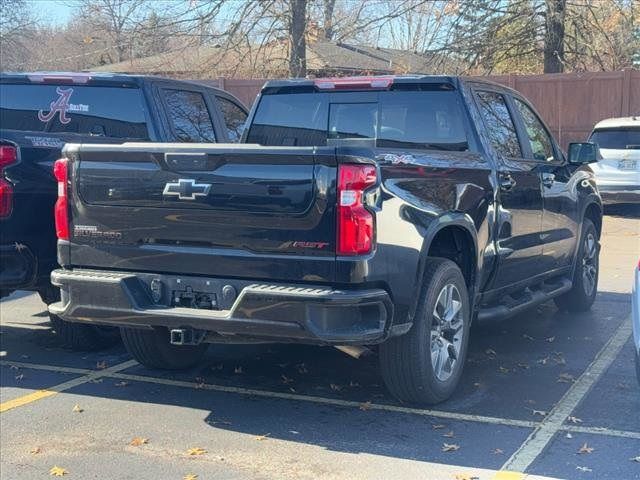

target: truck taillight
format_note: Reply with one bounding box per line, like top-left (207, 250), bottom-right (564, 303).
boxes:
top-left (53, 158), bottom-right (70, 240)
top-left (337, 164), bottom-right (377, 256)
top-left (0, 145), bottom-right (18, 219)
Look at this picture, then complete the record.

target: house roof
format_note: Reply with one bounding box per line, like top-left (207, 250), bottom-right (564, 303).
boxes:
top-left (92, 40), bottom-right (448, 78)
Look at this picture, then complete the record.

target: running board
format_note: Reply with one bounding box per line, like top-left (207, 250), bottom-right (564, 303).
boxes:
top-left (477, 278), bottom-right (572, 322)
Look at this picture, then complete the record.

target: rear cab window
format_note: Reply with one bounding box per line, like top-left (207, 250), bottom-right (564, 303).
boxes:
top-left (216, 96), bottom-right (247, 142)
top-left (162, 89), bottom-right (216, 143)
top-left (589, 128), bottom-right (640, 150)
top-left (0, 83), bottom-right (149, 139)
top-left (246, 84), bottom-right (471, 152)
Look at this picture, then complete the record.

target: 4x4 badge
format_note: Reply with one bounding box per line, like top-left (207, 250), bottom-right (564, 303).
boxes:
top-left (163, 179), bottom-right (211, 200)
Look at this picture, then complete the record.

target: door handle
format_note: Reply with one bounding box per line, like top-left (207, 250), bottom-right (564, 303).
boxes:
top-left (499, 174), bottom-right (516, 192)
top-left (542, 173), bottom-right (555, 188)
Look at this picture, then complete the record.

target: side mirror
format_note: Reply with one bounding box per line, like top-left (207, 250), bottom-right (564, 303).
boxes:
top-left (567, 142), bottom-right (601, 164)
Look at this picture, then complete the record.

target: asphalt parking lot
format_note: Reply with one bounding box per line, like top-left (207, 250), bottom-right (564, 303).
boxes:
top-left (1, 206), bottom-right (639, 480)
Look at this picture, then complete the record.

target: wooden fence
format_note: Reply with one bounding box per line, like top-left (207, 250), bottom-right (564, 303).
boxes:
top-left (200, 70), bottom-right (639, 148)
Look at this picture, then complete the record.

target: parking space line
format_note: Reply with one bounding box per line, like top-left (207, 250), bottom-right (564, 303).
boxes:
top-left (564, 425), bottom-right (640, 440)
top-left (0, 360), bottom-right (94, 375)
top-left (108, 371), bottom-right (538, 428)
top-left (501, 317), bottom-right (632, 473)
top-left (0, 359), bottom-right (137, 413)
top-left (4, 358), bottom-right (640, 442)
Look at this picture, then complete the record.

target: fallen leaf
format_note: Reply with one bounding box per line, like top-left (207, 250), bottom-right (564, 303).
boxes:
top-left (289, 430), bottom-right (299, 435)
top-left (567, 416), bottom-right (583, 424)
top-left (498, 366), bottom-right (511, 374)
top-left (186, 447), bottom-right (207, 456)
top-left (9, 365), bottom-right (19, 370)
top-left (30, 447), bottom-right (41, 454)
top-left (432, 424), bottom-right (446, 430)
top-left (96, 361), bottom-right (107, 370)
top-left (129, 437), bottom-right (149, 446)
top-left (72, 404), bottom-right (83, 413)
top-left (538, 355), bottom-right (551, 365)
top-left (523, 334), bottom-right (535, 341)
top-left (566, 433), bottom-right (573, 439)
top-left (15, 374), bottom-right (24, 381)
top-left (288, 387), bottom-right (296, 393)
top-left (194, 377), bottom-right (206, 389)
top-left (442, 442), bottom-right (460, 452)
top-left (578, 443), bottom-right (594, 454)
top-left (114, 381), bottom-right (129, 387)
top-left (296, 363), bottom-right (308, 374)
top-left (517, 362), bottom-right (530, 369)
top-left (49, 466), bottom-right (68, 476)
top-left (183, 475), bottom-right (198, 480)
top-left (234, 366), bottom-right (243, 374)
top-left (255, 434), bottom-right (270, 441)
top-left (329, 383), bottom-right (342, 391)
top-left (359, 401), bottom-right (372, 411)
top-left (349, 380), bottom-right (360, 387)
top-left (630, 456), bottom-right (640, 462)
top-left (443, 431), bottom-right (455, 438)
top-left (532, 409), bottom-right (547, 417)
top-left (492, 448), bottom-right (504, 455)
top-left (485, 348), bottom-right (497, 357)
top-left (281, 375), bottom-right (293, 384)
top-left (546, 336), bottom-right (555, 343)
top-left (576, 466), bottom-right (592, 472)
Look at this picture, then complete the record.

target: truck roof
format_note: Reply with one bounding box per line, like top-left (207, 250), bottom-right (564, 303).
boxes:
top-left (592, 116), bottom-right (640, 130)
top-left (0, 71), bottom-right (226, 92)
top-left (261, 74), bottom-right (520, 96)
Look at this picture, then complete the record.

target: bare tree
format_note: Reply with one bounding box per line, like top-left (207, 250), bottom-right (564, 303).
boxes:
top-left (289, 0), bottom-right (307, 76)
top-left (544, 0), bottom-right (566, 73)
top-left (0, 0), bottom-right (38, 70)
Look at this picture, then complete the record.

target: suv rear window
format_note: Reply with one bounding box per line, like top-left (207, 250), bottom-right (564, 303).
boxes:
top-left (0, 84), bottom-right (149, 139)
top-left (589, 128), bottom-right (640, 150)
top-left (247, 88), bottom-right (470, 151)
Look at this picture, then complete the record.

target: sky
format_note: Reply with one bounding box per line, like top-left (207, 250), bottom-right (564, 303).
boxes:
top-left (29, 0), bottom-right (74, 25)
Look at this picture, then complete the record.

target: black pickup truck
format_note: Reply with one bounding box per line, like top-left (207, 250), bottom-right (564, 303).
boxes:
top-left (0, 72), bottom-right (248, 349)
top-left (49, 75), bottom-right (602, 404)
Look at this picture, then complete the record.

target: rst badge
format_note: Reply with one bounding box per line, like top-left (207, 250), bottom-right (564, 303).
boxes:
top-left (163, 179), bottom-right (212, 200)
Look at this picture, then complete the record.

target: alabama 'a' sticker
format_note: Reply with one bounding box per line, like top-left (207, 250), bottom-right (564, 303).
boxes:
top-left (38, 87), bottom-right (73, 124)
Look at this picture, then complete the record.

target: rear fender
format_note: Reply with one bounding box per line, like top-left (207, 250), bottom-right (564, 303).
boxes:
top-left (408, 214), bottom-right (479, 324)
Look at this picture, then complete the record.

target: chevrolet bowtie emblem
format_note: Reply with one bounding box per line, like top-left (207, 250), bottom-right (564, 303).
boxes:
top-left (163, 179), bottom-right (211, 200)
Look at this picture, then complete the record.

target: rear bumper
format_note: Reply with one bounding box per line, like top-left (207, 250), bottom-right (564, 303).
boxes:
top-left (49, 268), bottom-right (394, 345)
top-left (0, 243), bottom-right (37, 293)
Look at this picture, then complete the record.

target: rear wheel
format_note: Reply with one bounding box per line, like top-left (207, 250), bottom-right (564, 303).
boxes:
top-left (554, 218), bottom-right (599, 312)
top-left (120, 327), bottom-right (208, 370)
top-left (41, 287), bottom-right (120, 351)
top-left (379, 258), bottom-right (470, 404)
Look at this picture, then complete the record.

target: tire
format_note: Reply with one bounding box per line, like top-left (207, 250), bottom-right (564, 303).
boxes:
top-left (49, 313), bottom-right (121, 351)
top-left (554, 218), bottom-right (599, 313)
top-left (120, 327), bottom-right (208, 370)
top-left (379, 258), bottom-right (470, 404)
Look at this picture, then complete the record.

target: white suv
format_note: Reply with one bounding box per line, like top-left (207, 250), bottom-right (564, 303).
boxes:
top-left (588, 116), bottom-right (640, 204)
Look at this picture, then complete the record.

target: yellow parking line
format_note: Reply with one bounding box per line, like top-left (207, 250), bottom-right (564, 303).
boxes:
top-left (0, 390), bottom-right (57, 412)
top-left (491, 472), bottom-right (527, 480)
top-left (0, 359), bottom-right (137, 413)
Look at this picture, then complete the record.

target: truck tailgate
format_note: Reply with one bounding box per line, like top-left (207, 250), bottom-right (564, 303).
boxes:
top-left (64, 143), bottom-right (338, 283)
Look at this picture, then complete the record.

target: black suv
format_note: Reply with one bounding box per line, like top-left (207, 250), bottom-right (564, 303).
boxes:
top-left (0, 72), bottom-right (248, 349)
top-left (49, 76), bottom-right (602, 403)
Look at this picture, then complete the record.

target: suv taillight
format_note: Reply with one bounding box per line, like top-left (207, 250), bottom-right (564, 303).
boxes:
top-left (0, 145), bottom-right (18, 219)
top-left (337, 164), bottom-right (377, 256)
top-left (53, 158), bottom-right (70, 240)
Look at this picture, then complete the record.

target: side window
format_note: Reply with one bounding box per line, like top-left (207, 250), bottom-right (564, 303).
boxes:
top-left (163, 89), bottom-right (215, 142)
top-left (216, 96), bottom-right (247, 142)
top-left (476, 91), bottom-right (522, 158)
top-left (513, 98), bottom-right (555, 162)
